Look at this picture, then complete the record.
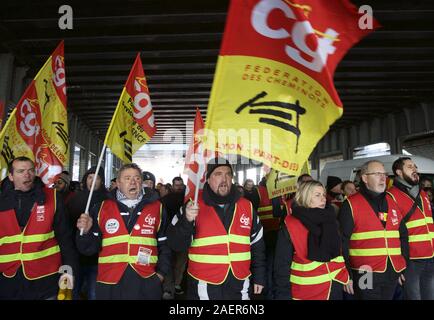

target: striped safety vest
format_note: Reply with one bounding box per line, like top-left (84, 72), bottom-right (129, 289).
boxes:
top-left (97, 199), bottom-right (161, 284)
top-left (0, 187), bottom-right (61, 280)
top-left (188, 196), bottom-right (252, 284)
top-left (285, 214), bottom-right (349, 300)
top-left (257, 185), bottom-right (280, 232)
top-left (347, 193), bottom-right (406, 273)
top-left (388, 188), bottom-right (434, 259)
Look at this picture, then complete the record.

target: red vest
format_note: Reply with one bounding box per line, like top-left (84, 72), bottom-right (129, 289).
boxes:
top-left (188, 196), bottom-right (252, 284)
top-left (388, 188), bottom-right (434, 259)
top-left (257, 185), bottom-right (280, 232)
top-left (347, 193), bottom-right (406, 273)
top-left (285, 215), bottom-right (349, 300)
top-left (0, 187), bottom-right (61, 279)
top-left (97, 199), bottom-right (161, 284)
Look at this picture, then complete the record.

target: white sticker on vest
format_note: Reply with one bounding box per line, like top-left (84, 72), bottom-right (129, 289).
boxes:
top-left (137, 247), bottom-right (152, 265)
top-left (105, 219), bottom-right (120, 234)
top-left (36, 205), bottom-right (45, 222)
top-left (134, 224), bottom-right (140, 230)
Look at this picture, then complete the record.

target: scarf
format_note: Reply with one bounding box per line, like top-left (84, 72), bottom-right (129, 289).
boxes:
top-left (291, 203), bottom-right (341, 262)
top-left (116, 189), bottom-right (143, 209)
top-left (395, 176), bottom-right (420, 199)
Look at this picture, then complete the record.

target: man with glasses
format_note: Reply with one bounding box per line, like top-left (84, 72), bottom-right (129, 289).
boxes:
top-left (388, 157), bottom-right (434, 300)
top-left (338, 160), bottom-right (407, 300)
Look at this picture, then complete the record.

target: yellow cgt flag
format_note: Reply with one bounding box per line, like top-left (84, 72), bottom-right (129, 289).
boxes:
top-left (0, 41), bottom-right (68, 184)
top-left (104, 53), bottom-right (156, 163)
top-left (204, 0), bottom-right (378, 176)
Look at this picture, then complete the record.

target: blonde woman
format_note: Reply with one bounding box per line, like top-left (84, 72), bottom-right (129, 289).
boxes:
top-left (274, 181), bottom-right (349, 300)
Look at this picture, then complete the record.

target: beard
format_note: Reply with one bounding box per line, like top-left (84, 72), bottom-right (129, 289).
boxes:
top-left (403, 171), bottom-right (419, 186)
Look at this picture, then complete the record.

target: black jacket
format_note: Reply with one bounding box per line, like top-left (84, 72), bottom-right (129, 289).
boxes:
top-left (167, 183), bottom-right (267, 286)
top-left (0, 177), bottom-right (78, 299)
top-left (160, 191), bottom-right (184, 220)
top-left (75, 189), bottom-right (171, 278)
top-left (338, 184), bottom-right (409, 280)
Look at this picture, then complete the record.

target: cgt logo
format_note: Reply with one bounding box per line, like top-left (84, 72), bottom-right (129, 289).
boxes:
top-left (240, 214), bottom-right (250, 227)
top-left (144, 214), bottom-right (156, 226)
top-left (251, 0), bottom-right (338, 72)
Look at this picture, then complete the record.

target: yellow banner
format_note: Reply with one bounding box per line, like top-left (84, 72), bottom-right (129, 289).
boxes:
top-left (205, 56), bottom-right (342, 175)
top-left (266, 161), bottom-right (310, 199)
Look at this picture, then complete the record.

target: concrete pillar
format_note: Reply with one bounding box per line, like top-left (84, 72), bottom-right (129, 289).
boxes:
top-left (0, 54), bottom-right (14, 125)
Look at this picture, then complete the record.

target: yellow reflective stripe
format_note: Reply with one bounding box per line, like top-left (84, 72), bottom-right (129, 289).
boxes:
top-left (426, 217), bottom-right (433, 224)
top-left (259, 214), bottom-right (274, 220)
top-left (290, 269), bottom-right (341, 285)
top-left (21, 246), bottom-right (60, 261)
top-left (229, 252), bottom-right (250, 261)
top-left (409, 234), bottom-right (432, 243)
top-left (22, 231), bottom-right (55, 243)
top-left (258, 206), bottom-right (272, 212)
top-left (0, 231), bottom-right (56, 246)
top-left (291, 256), bottom-right (345, 272)
top-left (0, 235), bottom-right (22, 245)
top-left (350, 248), bottom-right (401, 256)
top-left (191, 235), bottom-right (228, 247)
top-left (189, 254), bottom-right (229, 264)
top-left (189, 252), bottom-right (250, 264)
top-left (129, 237), bottom-right (157, 246)
top-left (102, 235), bottom-right (130, 247)
top-left (228, 234), bottom-right (250, 245)
top-left (98, 254), bottom-right (158, 264)
top-left (350, 231), bottom-right (399, 240)
top-left (0, 252), bottom-right (21, 263)
top-left (407, 219), bottom-right (429, 229)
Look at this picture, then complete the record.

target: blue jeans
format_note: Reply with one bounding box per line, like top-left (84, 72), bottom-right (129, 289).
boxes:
top-left (73, 265), bottom-right (98, 300)
top-left (403, 258), bottom-right (434, 300)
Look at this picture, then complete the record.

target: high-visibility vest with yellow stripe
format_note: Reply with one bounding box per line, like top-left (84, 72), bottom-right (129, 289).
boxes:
top-left (347, 193), bottom-right (406, 273)
top-left (188, 196), bottom-right (252, 284)
top-left (0, 187), bottom-right (61, 280)
top-left (97, 199), bottom-right (161, 284)
top-left (285, 214), bottom-right (349, 300)
top-left (388, 188), bottom-right (434, 259)
top-left (257, 185), bottom-right (280, 232)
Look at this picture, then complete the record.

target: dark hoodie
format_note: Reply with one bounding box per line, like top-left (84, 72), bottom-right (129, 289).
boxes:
top-left (0, 176), bottom-right (78, 299)
top-left (66, 166), bottom-right (108, 266)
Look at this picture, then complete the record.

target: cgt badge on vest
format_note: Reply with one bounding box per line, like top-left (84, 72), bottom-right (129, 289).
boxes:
top-left (105, 218), bottom-right (120, 234)
top-left (240, 214), bottom-right (250, 229)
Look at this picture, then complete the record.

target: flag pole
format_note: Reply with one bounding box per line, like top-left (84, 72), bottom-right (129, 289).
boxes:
top-left (80, 143), bottom-right (107, 236)
top-left (193, 165), bottom-right (201, 206)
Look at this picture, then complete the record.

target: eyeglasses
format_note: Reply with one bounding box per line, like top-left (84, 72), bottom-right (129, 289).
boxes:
top-left (364, 172), bottom-right (387, 177)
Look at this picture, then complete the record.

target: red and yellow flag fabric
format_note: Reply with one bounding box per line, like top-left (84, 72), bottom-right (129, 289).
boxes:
top-left (0, 41), bottom-right (68, 184)
top-left (184, 108), bottom-right (206, 203)
top-left (205, 0), bottom-right (378, 176)
top-left (104, 53), bottom-right (156, 163)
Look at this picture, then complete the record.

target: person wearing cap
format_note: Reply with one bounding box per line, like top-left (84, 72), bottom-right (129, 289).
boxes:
top-left (53, 172), bottom-right (75, 205)
top-left (338, 160), bottom-right (408, 300)
top-left (66, 166), bottom-right (108, 300)
top-left (388, 157), bottom-right (434, 300)
top-left (0, 156), bottom-right (78, 299)
top-left (75, 163), bottom-right (171, 299)
top-left (326, 176), bottom-right (344, 215)
top-left (142, 171), bottom-right (156, 190)
top-left (167, 158), bottom-right (266, 300)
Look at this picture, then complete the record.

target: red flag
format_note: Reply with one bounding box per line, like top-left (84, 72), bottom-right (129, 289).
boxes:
top-left (183, 108), bottom-right (206, 203)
